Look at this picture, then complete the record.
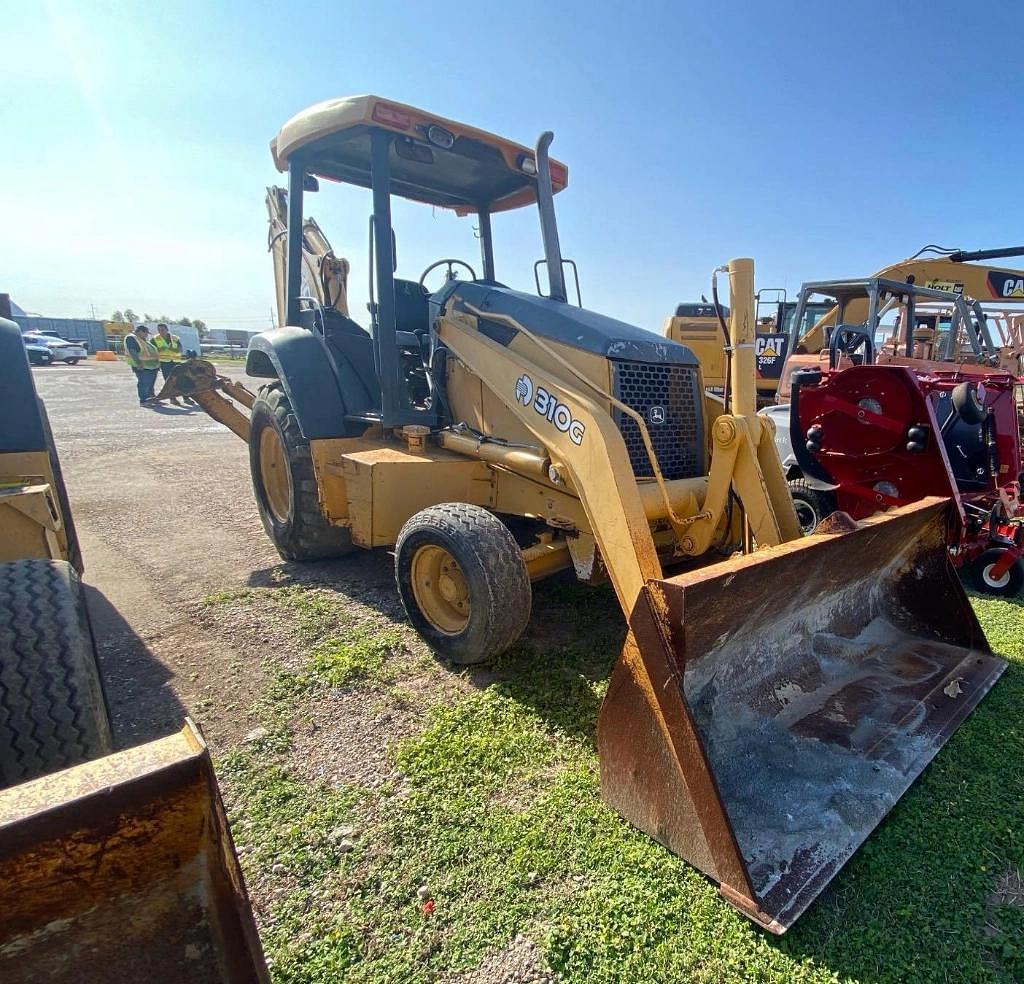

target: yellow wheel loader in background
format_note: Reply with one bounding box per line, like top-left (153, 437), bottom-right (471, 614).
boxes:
top-left (160, 95), bottom-right (1008, 932)
top-left (0, 308), bottom-right (267, 982)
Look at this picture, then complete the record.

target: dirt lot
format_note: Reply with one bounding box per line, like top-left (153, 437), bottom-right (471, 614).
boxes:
top-left (35, 359), bottom-right (281, 746)
top-left (33, 360), bottom-right (595, 754)
top-left (33, 359), bottom-right (1024, 984)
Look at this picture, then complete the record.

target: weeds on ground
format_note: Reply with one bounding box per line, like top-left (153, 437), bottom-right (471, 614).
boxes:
top-left (221, 587), bottom-right (1024, 983)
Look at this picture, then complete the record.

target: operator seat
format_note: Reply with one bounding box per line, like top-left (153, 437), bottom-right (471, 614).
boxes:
top-left (393, 278), bottom-right (430, 342)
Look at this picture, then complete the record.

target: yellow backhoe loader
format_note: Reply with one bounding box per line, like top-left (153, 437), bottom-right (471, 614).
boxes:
top-left (0, 307), bottom-right (267, 982)
top-left (159, 95), bottom-right (1007, 932)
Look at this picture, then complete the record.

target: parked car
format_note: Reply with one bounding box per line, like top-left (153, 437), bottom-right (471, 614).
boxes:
top-left (21, 333), bottom-right (88, 365)
top-left (36, 329), bottom-right (90, 350)
top-left (23, 337), bottom-right (54, 366)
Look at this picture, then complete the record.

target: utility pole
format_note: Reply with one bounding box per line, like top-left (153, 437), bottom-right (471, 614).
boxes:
top-left (90, 303), bottom-right (97, 319)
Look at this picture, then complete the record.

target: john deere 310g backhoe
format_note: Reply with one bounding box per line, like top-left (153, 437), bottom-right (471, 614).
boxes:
top-left (162, 95), bottom-right (1007, 932)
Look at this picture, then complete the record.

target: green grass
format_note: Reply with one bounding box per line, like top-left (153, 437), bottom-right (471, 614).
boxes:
top-left (207, 585), bottom-right (414, 692)
top-left (221, 591), bottom-right (1024, 983)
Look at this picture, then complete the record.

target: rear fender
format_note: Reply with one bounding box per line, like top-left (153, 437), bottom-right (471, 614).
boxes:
top-left (0, 319), bottom-right (46, 453)
top-left (246, 328), bottom-right (349, 440)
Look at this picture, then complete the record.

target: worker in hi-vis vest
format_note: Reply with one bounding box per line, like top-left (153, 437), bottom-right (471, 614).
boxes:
top-left (153, 323), bottom-right (190, 406)
top-left (123, 325), bottom-right (161, 406)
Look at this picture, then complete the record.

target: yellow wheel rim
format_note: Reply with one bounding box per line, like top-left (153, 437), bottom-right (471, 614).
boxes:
top-left (410, 544), bottom-right (470, 635)
top-left (259, 425), bottom-right (292, 524)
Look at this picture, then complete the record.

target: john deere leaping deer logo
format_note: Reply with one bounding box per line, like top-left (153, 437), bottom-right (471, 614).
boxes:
top-left (515, 373), bottom-right (586, 446)
top-left (648, 406), bottom-right (666, 425)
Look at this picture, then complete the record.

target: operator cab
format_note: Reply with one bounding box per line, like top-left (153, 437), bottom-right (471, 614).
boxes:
top-left (261, 95), bottom-right (573, 430)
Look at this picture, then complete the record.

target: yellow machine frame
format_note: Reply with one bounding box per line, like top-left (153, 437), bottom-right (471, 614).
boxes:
top-left (0, 450), bottom-right (71, 568)
top-left (178, 259), bottom-right (799, 606)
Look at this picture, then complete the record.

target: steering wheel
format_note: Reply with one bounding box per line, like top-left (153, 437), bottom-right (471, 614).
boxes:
top-left (419, 258), bottom-right (477, 289)
top-left (828, 325), bottom-right (875, 369)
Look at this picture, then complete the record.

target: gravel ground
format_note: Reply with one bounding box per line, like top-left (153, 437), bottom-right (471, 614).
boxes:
top-left (34, 360), bottom-right (305, 748)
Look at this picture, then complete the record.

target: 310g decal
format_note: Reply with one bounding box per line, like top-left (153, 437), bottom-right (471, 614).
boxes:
top-left (515, 373), bottom-right (586, 445)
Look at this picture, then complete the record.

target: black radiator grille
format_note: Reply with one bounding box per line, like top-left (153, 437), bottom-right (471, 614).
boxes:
top-left (611, 361), bottom-right (704, 481)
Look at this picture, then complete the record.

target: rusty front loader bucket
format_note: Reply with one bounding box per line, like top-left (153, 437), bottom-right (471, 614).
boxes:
top-left (597, 498), bottom-right (1006, 933)
top-left (0, 721), bottom-right (268, 983)
top-left (155, 360), bottom-right (254, 441)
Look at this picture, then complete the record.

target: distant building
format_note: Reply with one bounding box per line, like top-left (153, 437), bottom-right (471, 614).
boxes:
top-left (205, 327), bottom-right (262, 346)
top-left (13, 315), bottom-right (107, 354)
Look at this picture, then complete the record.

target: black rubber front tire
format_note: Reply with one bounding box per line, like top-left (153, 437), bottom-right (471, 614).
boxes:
top-left (970, 548), bottom-right (1024, 597)
top-left (395, 504), bottom-right (531, 665)
top-left (0, 560), bottom-right (113, 788)
top-left (788, 478), bottom-right (836, 535)
top-left (249, 383), bottom-right (355, 561)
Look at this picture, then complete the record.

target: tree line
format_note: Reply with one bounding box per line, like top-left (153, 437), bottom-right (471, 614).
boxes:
top-left (110, 310), bottom-right (208, 336)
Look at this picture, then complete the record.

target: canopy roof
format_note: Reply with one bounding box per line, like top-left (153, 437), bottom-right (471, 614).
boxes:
top-left (271, 95), bottom-right (568, 217)
top-left (799, 278), bottom-right (964, 304)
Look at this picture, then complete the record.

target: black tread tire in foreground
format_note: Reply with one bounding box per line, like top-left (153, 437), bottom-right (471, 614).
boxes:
top-left (395, 503), bottom-right (531, 665)
top-left (788, 478), bottom-right (837, 536)
top-left (0, 559), bottom-right (113, 788)
top-left (249, 383), bottom-right (355, 561)
top-left (970, 548), bottom-right (1024, 598)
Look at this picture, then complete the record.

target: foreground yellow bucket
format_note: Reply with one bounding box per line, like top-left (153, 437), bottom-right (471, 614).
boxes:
top-left (0, 722), bottom-right (267, 982)
top-left (598, 498), bottom-right (1006, 932)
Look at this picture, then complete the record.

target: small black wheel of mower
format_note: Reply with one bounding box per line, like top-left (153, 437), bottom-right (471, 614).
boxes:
top-left (970, 548), bottom-right (1024, 597)
top-left (395, 503), bottom-right (531, 664)
top-left (249, 383), bottom-right (355, 561)
top-left (951, 381), bottom-right (987, 425)
top-left (787, 479), bottom-right (836, 536)
top-left (0, 559), bottom-right (113, 788)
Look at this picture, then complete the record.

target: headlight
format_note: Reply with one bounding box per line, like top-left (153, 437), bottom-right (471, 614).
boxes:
top-left (425, 124), bottom-right (454, 149)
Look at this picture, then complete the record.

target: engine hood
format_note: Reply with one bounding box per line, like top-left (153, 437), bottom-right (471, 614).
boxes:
top-left (433, 281), bottom-right (699, 366)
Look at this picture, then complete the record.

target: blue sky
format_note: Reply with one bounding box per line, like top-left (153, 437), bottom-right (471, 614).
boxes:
top-left (2, 0), bottom-right (1017, 332)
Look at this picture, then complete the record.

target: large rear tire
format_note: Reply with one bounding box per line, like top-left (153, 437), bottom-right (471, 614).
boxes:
top-left (249, 383), bottom-right (355, 561)
top-left (788, 478), bottom-right (836, 536)
top-left (395, 504), bottom-right (531, 665)
top-left (0, 559), bottom-right (113, 788)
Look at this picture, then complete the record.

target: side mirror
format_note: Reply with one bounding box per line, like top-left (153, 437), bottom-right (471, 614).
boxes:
top-left (302, 175), bottom-right (319, 192)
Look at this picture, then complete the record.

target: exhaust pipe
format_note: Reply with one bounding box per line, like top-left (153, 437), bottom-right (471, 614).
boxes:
top-left (535, 132), bottom-right (567, 303)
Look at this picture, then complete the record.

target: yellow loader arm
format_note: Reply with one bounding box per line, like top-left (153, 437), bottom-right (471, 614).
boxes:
top-left (436, 258), bottom-right (800, 618)
top-left (442, 260), bottom-right (1005, 932)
